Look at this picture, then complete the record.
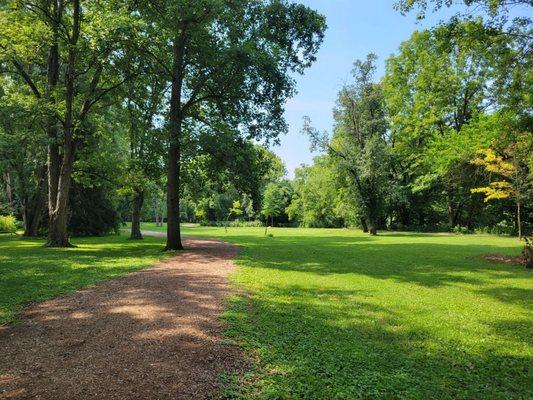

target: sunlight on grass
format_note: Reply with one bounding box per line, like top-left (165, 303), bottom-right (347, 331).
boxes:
top-left (170, 224), bottom-right (530, 399)
top-left (0, 233), bottom-right (169, 325)
top-left (3, 225), bottom-right (531, 398)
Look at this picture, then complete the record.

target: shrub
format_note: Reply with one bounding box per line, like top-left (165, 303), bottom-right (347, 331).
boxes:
top-left (0, 215), bottom-right (17, 233)
top-left (68, 184), bottom-right (120, 236)
top-left (452, 225), bottom-right (473, 235)
top-left (200, 220), bottom-right (265, 227)
top-left (490, 220), bottom-right (515, 236)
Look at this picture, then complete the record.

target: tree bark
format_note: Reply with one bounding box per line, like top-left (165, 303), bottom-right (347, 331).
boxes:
top-left (165, 32), bottom-right (186, 251)
top-left (446, 190), bottom-right (457, 228)
top-left (130, 190), bottom-right (144, 240)
top-left (47, 144), bottom-right (76, 246)
top-left (368, 218), bottom-right (377, 236)
top-left (23, 168), bottom-right (47, 237)
top-left (46, 0), bottom-right (62, 222)
top-left (361, 217), bottom-right (368, 233)
top-left (3, 172), bottom-right (13, 207)
top-left (517, 199), bottom-right (522, 240)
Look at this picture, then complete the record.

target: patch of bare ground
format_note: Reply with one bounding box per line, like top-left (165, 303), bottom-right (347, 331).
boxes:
top-left (482, 253), bottom-right (525, 266)
top-left (0, 237), bottom-right (246, 399)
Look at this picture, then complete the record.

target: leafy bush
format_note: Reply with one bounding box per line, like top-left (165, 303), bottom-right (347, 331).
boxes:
top-left (69, 184), bottom-right (120, 236)
top-left (452, 225), bottom-right (474, 235)
top-left (0, 215), bottom-right (17, 233)
top-left (200, 220), bottom-right (265, 227)
top-left (490, 220), bottom-right (515, 236)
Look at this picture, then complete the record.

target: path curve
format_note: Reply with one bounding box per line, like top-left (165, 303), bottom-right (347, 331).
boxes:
top-left (0, 236), bottom-right (244, 399)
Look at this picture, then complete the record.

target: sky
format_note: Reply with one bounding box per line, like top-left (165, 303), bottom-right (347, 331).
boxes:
top-left (273, 0), bottom-right (459, 177)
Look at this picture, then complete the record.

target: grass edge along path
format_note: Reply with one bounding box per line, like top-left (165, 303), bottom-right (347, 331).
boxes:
top-left (0, 233), bottom-right (170, 325)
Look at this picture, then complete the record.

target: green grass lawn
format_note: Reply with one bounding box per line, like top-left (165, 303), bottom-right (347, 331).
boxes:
top-left (3, 225), bottom-right (532, 398)
top-left (0, 233), bottom-right (170, 325)
top-left (146, 223), bottom-right (531, 399)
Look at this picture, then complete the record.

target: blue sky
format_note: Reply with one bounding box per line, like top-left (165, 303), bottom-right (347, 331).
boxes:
top-left (273, 0), bottom-right (459, 177)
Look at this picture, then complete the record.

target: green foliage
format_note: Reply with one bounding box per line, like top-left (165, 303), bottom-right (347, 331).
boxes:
top-left (394, 0), bottom-right (532, 21)
top-left (229, 200), bottom-right (244, 218)
top-left (381, 20), bottom-right (531, 232)
top-left (0, 215), bottom-right (16, 233)
top-left (261, 181), bottom-right (293, 224)
top-left (68, 184), bottom-right (120, 237)
top-left (304, 54), bottom-right (391, 233)
top-left (199, 220), bottom-right (264, 228)
top-left (287, 156), bottom-right (348, 227)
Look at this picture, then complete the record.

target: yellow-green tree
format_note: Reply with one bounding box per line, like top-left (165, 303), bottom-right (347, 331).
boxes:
top-left (471, 132), bottom-right (532, 239)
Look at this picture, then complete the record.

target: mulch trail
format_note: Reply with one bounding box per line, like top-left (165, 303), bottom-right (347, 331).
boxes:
top-left (0, 236), bottom-right (246, 399)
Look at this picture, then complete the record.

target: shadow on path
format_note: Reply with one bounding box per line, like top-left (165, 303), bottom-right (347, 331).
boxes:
top-left (0, 237), bottom-right (245, 400)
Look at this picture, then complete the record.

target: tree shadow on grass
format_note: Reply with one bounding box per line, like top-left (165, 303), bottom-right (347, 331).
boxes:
top-left (482, 318), bottom-right (533, 348)
top-left (234, 234), bottom-right (525, 289)
top-left (0, 235), bottom-right (168, 325)
top-left (223, 284), bottom-right (532, 399)
top-left (477, 286), bottom-right (533, 310)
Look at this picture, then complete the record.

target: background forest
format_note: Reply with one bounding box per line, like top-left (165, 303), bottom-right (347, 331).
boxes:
top-left (0, 0), bottom-right (531, 244)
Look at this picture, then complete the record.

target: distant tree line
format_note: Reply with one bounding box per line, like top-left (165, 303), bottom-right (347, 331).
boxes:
top-left (1, 0), bottom-right (530, 241)
top-left (201, 0), bottom-right (532, 237)
top-left (296, 2), bottom-right (532, 236)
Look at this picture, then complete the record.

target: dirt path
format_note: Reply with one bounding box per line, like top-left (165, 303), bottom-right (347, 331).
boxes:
top-left (0, 236), bottom-right (244, 399)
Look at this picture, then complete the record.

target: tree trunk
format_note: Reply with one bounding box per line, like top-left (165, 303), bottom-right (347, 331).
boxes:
top-left (361, 217), bottom-right (368, 233)
top-left (523, 239), bottom-right (532, 269)
top-left (46, 0), bottom-right (79, 247)
top-left (154, 207), bottom-right (160, 227)
top-left (368, 217), bottom-right (377, 236)
top-left (46, 1), bottom-right (61, 224)
top-left (3, 172), bottom-right (13, 207)
top-left (23, 168), bottom-right (47, 237)
top-left (25, 209), bottom-right (43, 237)
top-left (365, 198), bottom-right (378, 235)
top-left (446, 191), bottom-right (456, 228)
top-left (130, 190), bottom-right (144, 240)
top-left (517, 199), bottom-right (522, 240)
top-left (165, 33), bottom-right (186, 251)
top-left (47, 145), bottom-right (76, 247)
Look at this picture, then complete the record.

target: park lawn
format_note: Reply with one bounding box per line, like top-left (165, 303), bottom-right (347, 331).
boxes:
top-left (157, 224), bottom-right (531, 399)
top-left (0, 233), bottom-right (170, 325)
top-left (3, 224), bottom-right (532, 398)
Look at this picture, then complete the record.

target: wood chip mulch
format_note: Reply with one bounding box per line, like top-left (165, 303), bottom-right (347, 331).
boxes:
top-left (482, 253), bottom-right (525, 266)
top-left (0, 237), bottom-right (246, 399)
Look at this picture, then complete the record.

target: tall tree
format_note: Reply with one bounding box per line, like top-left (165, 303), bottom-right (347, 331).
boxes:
top-left (1, 0), bottom-right (137, 246)
top-left (120, 53), bottom-right (167, 240)
top-left (261, 180), bottom-right (292, 227)
top-left (382, 21), bottom-right (517, 227)
top-left (304, 54), bottom-right (390, 235)
top-left (0, 79), bottom-right (47, 236)
top-left (138, 0), bottom-right (325, 250)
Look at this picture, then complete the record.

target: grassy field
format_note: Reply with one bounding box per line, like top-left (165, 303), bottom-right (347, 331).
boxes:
top-left (0, 233), bottom-right (170, 325)
top-left (150, 223), bottom-right (531, 399)
top-left (3, 225), bottom-right (532, 398)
